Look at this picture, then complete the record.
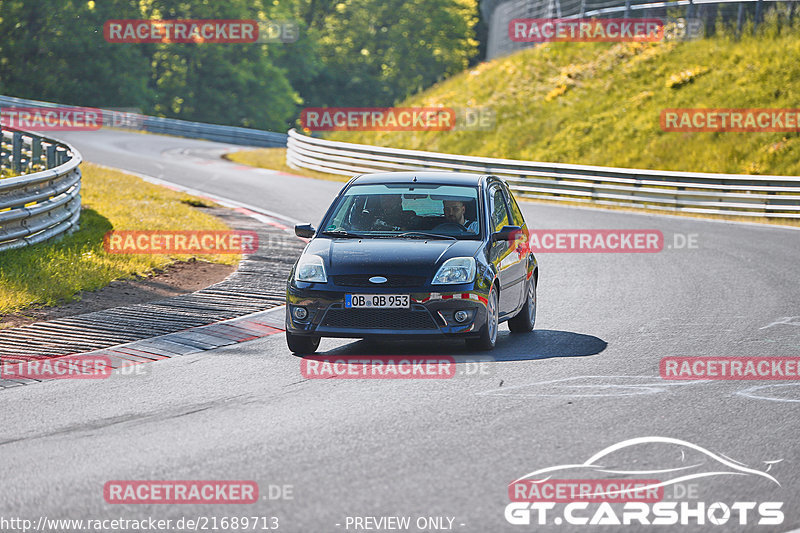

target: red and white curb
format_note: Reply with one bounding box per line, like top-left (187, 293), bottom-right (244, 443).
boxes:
top-left (0, 306), bottom-right (286, 388)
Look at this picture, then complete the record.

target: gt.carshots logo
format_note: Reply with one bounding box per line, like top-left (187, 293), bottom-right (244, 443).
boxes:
top-left (505, 437), bottom-right (784, 527)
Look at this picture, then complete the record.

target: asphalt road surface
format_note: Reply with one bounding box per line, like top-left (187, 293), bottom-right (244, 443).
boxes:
top-left (2, 129), bottom-right (799, 533)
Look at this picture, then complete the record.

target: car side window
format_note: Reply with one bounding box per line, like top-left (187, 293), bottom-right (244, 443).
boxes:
top-left (505, 187), bottom-right (526, 228)
top-left (490, 186), bottom-right (510, 233)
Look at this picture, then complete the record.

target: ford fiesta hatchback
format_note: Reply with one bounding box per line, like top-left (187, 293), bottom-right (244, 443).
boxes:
top-left (285, 172), bottom-right (537, 354)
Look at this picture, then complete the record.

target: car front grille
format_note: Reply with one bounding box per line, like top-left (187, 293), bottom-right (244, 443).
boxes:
top-left (321, 308), bottom-right (438, 330)
top-left (332, 274), bottom-right (427, 288)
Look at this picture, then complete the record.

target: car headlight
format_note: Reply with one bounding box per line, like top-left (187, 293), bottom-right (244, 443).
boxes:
top-left (432, 257), bottom-right (476, 285)
top-left (295, 254), bottom-right (327, 283)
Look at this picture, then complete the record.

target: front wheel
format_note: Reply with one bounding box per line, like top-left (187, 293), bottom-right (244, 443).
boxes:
top-left (508, 276), bottom-right (536, 333)
top-left (286, 332), bottom-right (320, 354)
top-left (466, 285), bottom-right (498, 351)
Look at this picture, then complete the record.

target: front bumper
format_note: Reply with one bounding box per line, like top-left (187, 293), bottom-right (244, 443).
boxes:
top-left (286, 284), bottom-right (489, 338)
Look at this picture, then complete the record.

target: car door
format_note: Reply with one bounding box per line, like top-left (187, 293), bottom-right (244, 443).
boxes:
top-left (488, 183), bottom-right (522, 316)
top-left (501, 184), bottom-right (530, 311)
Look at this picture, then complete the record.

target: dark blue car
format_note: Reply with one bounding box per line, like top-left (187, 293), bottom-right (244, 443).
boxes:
top-left (285, 172), bottom-right (537, 353)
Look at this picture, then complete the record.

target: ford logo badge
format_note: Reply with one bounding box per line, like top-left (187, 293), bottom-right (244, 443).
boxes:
top-left (369, 276), bottom-right (388, 284)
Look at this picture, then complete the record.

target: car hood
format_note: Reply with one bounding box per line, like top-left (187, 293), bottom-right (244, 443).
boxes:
top-left (304, 237), bottom-right (483, 275)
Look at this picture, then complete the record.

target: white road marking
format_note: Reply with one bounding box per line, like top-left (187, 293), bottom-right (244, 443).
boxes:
top-left (477, 375), bottom-right (711, 398)
top-left (737, 383), bottom-right (800, 403)
top-left (760, 316), bottom-right (800, 330)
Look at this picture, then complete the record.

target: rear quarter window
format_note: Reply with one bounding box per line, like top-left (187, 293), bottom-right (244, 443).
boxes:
top-left (506, 188), bottom-right (526, 228)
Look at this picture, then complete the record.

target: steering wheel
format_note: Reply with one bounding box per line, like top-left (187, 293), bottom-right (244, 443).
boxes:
top-left (433, 222), bottom-right (468, 232)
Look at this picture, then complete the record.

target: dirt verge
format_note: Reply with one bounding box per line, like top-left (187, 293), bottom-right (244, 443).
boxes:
top-left (0, 259), bottom-right (236, 329)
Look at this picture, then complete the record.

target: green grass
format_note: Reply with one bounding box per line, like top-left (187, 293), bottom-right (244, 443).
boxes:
top-left (0, 162), bottom-right (239, 315)
top-left (223, 148), bottom-right (349, 182)
top-left (227, 19), bottom-right (800, 225)
top-left (329, 26), bottom-right (800, 176)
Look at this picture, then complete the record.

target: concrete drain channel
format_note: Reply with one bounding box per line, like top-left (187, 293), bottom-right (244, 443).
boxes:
top-left (0, 206), bottom-right (305, 387)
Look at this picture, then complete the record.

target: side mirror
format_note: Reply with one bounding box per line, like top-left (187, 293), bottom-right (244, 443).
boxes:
top-left (295, 223), bottom-right (316, 238)
top-left (491, 225), bottom-right (522, 242)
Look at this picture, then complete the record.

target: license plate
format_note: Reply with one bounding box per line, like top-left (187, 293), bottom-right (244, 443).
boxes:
top-left (345, 294), bottom-right (410, 308)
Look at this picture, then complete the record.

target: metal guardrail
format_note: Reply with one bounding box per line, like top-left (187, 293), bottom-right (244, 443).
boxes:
top-left (286, 128), bottom-right (800, 219)
top-left (481, 0), bottom-right (789, 59)
top-left (0, 95), bottom-right (288, 148)
top-left (0, 127), bottom-right (82, 251)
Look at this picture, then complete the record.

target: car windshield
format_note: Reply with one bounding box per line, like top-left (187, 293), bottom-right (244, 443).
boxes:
top-left (323, 183), bottom-right (481, 239)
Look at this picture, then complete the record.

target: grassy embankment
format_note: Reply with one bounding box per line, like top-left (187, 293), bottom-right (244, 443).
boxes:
top-left (229, 22), bottom-right (800, 222)
top-left (0, 163), bottom-right (239, 317)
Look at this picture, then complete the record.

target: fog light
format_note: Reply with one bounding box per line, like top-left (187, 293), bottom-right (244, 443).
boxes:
top-left (293, 306), bottom-right (308, 320)
top-left (454, 310), bottom-right (469, 323)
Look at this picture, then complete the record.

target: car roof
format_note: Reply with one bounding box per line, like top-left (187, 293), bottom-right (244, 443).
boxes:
top-left (349, 172), bottom-right (491, 187)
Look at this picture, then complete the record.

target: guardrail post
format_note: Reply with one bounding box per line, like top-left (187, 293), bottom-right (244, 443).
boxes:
top-left (31, 135), bottom-right (42, 169)
top-left (624, 0), bottom-right (631, 17)
top-left (754, 0), bottom-right (763, 31)
top-left (736, 2), bottom-right (744, 37)
top-left (46, 143), bottom-right (56, 168)
top-left (12, 131), bottom-right (22, 174)
top-left (0, 126), bottom-right (5, 171)
top-left (55, 148), bottom-right (67, 166)
top-left (686, 0), bottom-right (694, 19)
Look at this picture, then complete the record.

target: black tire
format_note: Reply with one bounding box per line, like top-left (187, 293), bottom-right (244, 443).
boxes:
top-left (286, 332), bottom-right (320, 354)
top-left (466, 285), bottom-right (498, 351)
top-left (508, 276), bottom-right (536, 333)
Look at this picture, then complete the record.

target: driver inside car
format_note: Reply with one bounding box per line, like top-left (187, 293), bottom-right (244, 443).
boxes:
top-left (442, 199), bottom-right (479, 233)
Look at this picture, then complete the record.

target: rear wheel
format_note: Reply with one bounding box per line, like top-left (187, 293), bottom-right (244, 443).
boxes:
top-left (286, 332), bottom-right (320, 354)
top-left (508, 276), bottom-right (536, 333)
top-left (466, 286), bottom-right (498, 351)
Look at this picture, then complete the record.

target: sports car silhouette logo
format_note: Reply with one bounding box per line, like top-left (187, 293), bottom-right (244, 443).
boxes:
top-left (510, 436), bottom-right (780, 502)
top-left (505, 437), bottom-right (784, 527)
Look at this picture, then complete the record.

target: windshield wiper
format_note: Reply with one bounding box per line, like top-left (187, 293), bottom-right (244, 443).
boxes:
top-left (396, 232), bottom-right (457, 240)
top-left (321, 229), bottom-right (364, 238)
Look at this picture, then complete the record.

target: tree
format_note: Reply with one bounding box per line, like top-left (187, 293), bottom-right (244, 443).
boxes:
top-left (142, 0), bottom-right (299, 130)
top-left (297, 0), bottom-right (479, 107)
top-left (0, 0), bottom-right (152, 108)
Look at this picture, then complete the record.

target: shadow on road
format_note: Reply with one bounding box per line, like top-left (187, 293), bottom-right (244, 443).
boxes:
top-left (313, 329), bottom-right (606, 363)
top-left (492, 329), bottom-right (607, 362)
